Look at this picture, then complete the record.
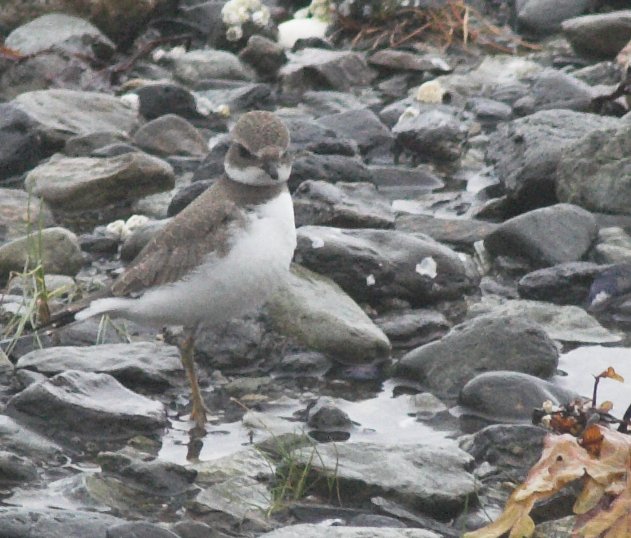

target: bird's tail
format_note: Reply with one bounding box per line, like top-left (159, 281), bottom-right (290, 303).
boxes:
top-left (74, 297), bottom-right (130, 321)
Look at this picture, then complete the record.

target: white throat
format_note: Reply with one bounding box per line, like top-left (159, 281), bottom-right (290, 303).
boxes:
top-left (225, 161), bottom-right (292, 186)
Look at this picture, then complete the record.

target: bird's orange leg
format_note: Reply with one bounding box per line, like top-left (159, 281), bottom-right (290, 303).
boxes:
top-left (180, 328), bottom-right (208, 430)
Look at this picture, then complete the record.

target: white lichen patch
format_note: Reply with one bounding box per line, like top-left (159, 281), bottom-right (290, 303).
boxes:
top-left (311, 237), bottom-right (325, 249)
top-left (366, 274), bottom-right (376, 286)
top-left (416, 257), bottom-right (437, 278)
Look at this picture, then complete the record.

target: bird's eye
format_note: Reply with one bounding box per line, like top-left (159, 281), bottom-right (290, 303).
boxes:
top-left (238, 145), bottom-right (253, 159)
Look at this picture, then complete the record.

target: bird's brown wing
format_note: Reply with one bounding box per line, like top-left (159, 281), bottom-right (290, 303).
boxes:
top-left (111, 181), bottom-right (246, 297)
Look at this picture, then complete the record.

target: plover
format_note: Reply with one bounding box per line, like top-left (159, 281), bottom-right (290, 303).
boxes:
top-left (75, 111), bottom-right (296, 428)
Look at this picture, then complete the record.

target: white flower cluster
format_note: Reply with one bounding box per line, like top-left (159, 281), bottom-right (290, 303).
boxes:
top-left (308, 0), bottom-right (332, 22)
top-left (221, 0), bottom-right (271, 41)
top-left (106, 215), bottom-right (150, 241)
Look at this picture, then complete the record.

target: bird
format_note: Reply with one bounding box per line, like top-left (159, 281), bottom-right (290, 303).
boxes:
top-left (73, 110), bottom-right (297, 429)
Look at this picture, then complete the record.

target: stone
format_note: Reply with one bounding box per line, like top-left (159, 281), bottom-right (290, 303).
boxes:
top-left (64, 131), bottom-right (130, 157)
top-left (317, 109), bottom-right (393, 156)
top-left (0, 188), bottom-right (55, 242)
top-left (135, 83), bottom-right (201, 121)
top-left (512, 70), bottom-right (594, 114)
top-left (593, 227), bottom-right (631, 264)
top-left (516, 0), bottom-right (590, 35)
top-left (562, 10), bottom-right (631, 59)
top-left (293, 181), bottom-right (394, 229)
top-left (267, 264), bottom-right (391, 364)
top-left (25, 153), bottom-right (175, 212)
top-left (369, 165), bottom-right (444, 199)
top-left (172, 49), bottom-right (252, 85)
top-left (368, 49), bottom-right (451, 73)
top-left (484, 204), bottom-right (598, 267)
top-left (289, 153), bottom-right (372, 191)
top-left (0, 227), bottom-right (83, 282)
top-left (0, 103), bottom-right (46, 181)
top-left (295, 226), bottom-right (475, 306)
top-left (16, 342), bottom-right (182, 390)
top-left (557, 121), bottom-right (631, 216)
top-left (465, 98), bottom-right (512, 124)
top-left (486, 109), bottom-right (619, 211)
top-left (0, 450), bottom-right (38, 482)
top-left (375, 309), bottom-right (450, 351)
top-left (395, 315), bottom-right (559, 399)
top-left (300, 90), bottom-right (380, 117)
top-left (107, 522), bottom-right (179, 538)
top-left (239, 35), bottom-right (287, 79)
top-left (6, 370), bottom-right (167, 442)
top-left (195, 82), bottom-right (272, 113)
top-left (133, 114), bottom-right (207, 157)
top-left (260, 526), bottom-right (441, 538)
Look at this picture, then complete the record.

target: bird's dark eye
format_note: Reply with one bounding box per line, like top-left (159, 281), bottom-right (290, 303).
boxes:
top-left (238, 145), bottom-right (253, 159)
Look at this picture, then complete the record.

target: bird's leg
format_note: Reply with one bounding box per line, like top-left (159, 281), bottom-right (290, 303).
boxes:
top-left (179, 327), bottom-right (208, 429)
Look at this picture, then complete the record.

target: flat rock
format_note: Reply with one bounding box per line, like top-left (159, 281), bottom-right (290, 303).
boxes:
top-left (107, 522), bottom-right (179, 538)
top-left (25, 153), bottom-right (175, 212)
top-left (195, 82), bottom-right (272, 113)
top-left (261, 525), bottom-right (441, 538)
top-left (293, 180), bottom-right (394, 229)
top-left (486, 110), bottom-right (619, 211)
top-left (13, 89), bottom-right (138, 143)
top-left (518, 261), bottom-right (603, 304)
top-left (289, 153), bottom-right (372, 190)
top-left (317, 108), bottom-right (393, 155)
top-left (267, 264), bottom-right (391, 364)
top-left (0, 227), bottom-right (83, 282)
top-left (16, 342), bottom-right (182, 390)
top-left (562, 10), bottom-right (631, 59)
top-left (368, 49), bottom-right (451, 73)
top-left (0, 415), bottom-right (63, 461)
top-left (6, 370), bottom-right (167, 442)
top-left (369, 165), bottom-right (444, 199)
top-left (517, 0), bottom-right (590, 35)
top-left (0, 188), bottom-right (55, 242)
top-left (395, 315), bottom-right (559, 398)
top-left (375, 309), bottom-right (450, 351)
top-left (295, 226), bottom-right (475, 306)
top-left (133, 114), bottom-right (207, 157)
top-left (484, 203), bottom-right (598, 267)
top-left (172, 49), bottom-right (252, 85)
top-left (557, 121), bottom-right (631, 216)
top-left (593, 227), bottom-right (631, 264)
top-left (0, 103), bottom-right (46, 180)
top-left (513, 69), bottom-right (594, 114)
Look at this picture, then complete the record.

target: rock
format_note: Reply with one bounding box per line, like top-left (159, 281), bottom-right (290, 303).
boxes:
top-left (392, 108), bottom-right (467, 162)
top-left (135, 83), bottom-right (201, 121)
top-left (299, 90), bottom-right (380, 118)
top-left (592, 227), bottom-right (631, 264)
top-left (317, 109), bottom-right (393, 156)
top-left (260, 525), bottom-right (441, 538)
top-left (13, 89), bottom-right (139, 144)
top-left (533, 516), bottom-right (576, 538)
top-left (0, 415), bottom-right (63, 461)
top-left (64, 131), bottom-right (130, 157)
top-left (107, 522), bottom-right (180, 538)
top-left (562, 10), bottom-right (631, 59)
top-left (286, 441), bottom-right (475, 519)
top-left (195, 81), bottom-right (272, 113)
top-left (468, 297), bottom-right (621, 343)
top-left (557, 121), bottom-right (631, 215)
top-left (484, 204), bottom-right (598, 267)
top-left (293, 181), bottom-right (394, 229)
top-left (0, 507), bottom-right (123, 538)
top-left (133, 114), bottom-right (207, 157)
top-left (239, 35), bottom-right (287, 79)
top-left (267, 264), bottom-right (391, 364)
top-left (0, 227), bottom-right (83, 282)
top-left (0, 103), bottom-right (46, 181)
top-left (294, 226), bottom-right (475, 306)
top-left (307, 399), bottom-right (352, 433)
top-left (289, 153), bottom-right (372, 191)
top-left (375, 309), bottom-right (450, 351)
top-left (518, 261), bottom-right (603, 304)
top-left (516, 0), bottom-right (590, 35)
top-left (5, 13), bottom-right (115, 57)
top-left (486, 110), bottom-right (619, 211)
top-left (465, 98), bottom-right (512, 124)
top-left (280, 48), bottom-right (376, 95)
top-left (25, 153), bottom-right (175, 212)
top-left (6, 370), bottom-right (167, 442)
top-left (459, 371), bottom-right (578, 424)
top-left (395, 315), bottom-right (559, 399)
top-left (368, 50), bottom-right (451, 74)
top-left (0, 188), bottom-right (55, 242)
top-left (369, 165), bottom-right (444, 199)
top-left (172, 49), bottom-right (252, 86)
top-left (283, 117), bottom-right (342, 153)
top-left (0, 450), bottom-right (39, 483)
top-left (16, 342), bottom-right (182, 390)
top-left (513, 70), bottom-right (594, 114)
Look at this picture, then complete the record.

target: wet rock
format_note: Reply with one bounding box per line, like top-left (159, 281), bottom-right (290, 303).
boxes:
top-left (239, 35), bottom-right (287, 79)
top-left (5, 13), bottom-right (115, 58)
top-left (0, 104), bottom-right (46, 181)
top-left (513, 70), bottom-right (594, 115)
top-left (293, 181), bottom-right (394, 229)
top-left (516, 0), bottom-right (590, 35)
top-left (289, 153), bottom-right (372, 191)
top-left (411, 392), bottom-right (449, 422)
top-left (133, 114), bottom-right (207, 157)
top-left (280, 48), bottom-right (376, 95)
top-left (395, 315), bottom-right (558, 399)
top-left (25, 153), bottom-right (175, 212)
top-left (486, 109), bottom-right (619, 211)
top-left (562, 10), bottom-right (631, 59)
top-left (317, 109), bottom-right (393, 156)
top-left (0, 507), bottom-right (122, 538)
top-left (392, 108), bottom-right (467, 162)
top-left (587, 262), bottom-right (631, 312)
top-left (6, 370), bottom-right (167, 442)
top-left (557, 121), bottom-right (631, 215)
top-left (368, 49), bottom-right (451, 74)
top-left (0, 188), bottom-right (55, 242)
top-left (375, 309), bottom-right (450, 351)
top-left (261, 526), bottom-right (441, 538)
top-left (299, 90), bottom-right (380, 118)
top-left (13, 89), bottom-right (139, 144)
top-left (459, 372), bottom-right (578, 424)
top-left (267, 264), bottom-right (391, 364)
top-left (517, 261), bottom-right (602, 304)
top-left (107, 522), bottom-right (179, 538)
top-left (287, 441), bottom-right (475, 519)
top-left (469, 297), bottom-right (621, 343)
top-left (64, 131), bottom-right (130, 157)
top-left (0, 415), bottom-right (63, 461)
top-left (135, 83), bottom-right (200, 121)
top-left (0, 450), bottom-right (39, 483)
top-left (0, 227), bottom-right (83, 283)
top-left (172, 49), bottom-right (252, 85)
top-left (295, 226), bottom-right (475, 306)
top-left (484, 204), bottom-right (598, 267)
top-left (369, 166), bottom-right (444, 199)
top-left (592, 227), bottom-right (631, 264)
top-left (465, 97), bottom-right (512, 124)
top-left (195, 82), bottom-right (272, 113)
top-left (307, 399), bottom-right (352, 433)
top-left (16, 342), bottom-right (182, 390)
top-left (172, 520), bottom-right (231, 538)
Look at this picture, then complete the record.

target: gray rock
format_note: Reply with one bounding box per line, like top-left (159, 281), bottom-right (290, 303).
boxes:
top-left (13, 89), bottom-right (138, 144)
top-left (369, 165), bottom-right (444, 199)
top-left (300, 90), bottom-right (380, 118)
top-left (135, 83), bottom-right (200, 121)
top-left (395, 315), bottom-right (559, 398)
top-left (287, 441), bottom-right (474, 519)
top-left (239, 35), bottom-right (287, 79)
top-left (557, 122), bottom-right (631, 215)
top-left (0, 450), bottom-right (38, 483)
top-left (289, 153), bottom-right (372, 190)
top-left (107, 522), bottom-right (179, 538)
top-left (0, 103), bottom-right (45, 180)
top-left (293, 181), bottom-right (394, 229)
top-left (484, 203), bottom-right (598, 267)
top-left (283, 117), bottom-right (341, 153)
top-left (368, 49), bottom-right (451, 73)
top-left (280, 48), bottom-right (376, 95)
top-left (5, 13), bottom-right (115, 57)
top-left (261, 526), bottom-right (441, 538)
top-left (133, 114), bottom-right (207, 157)
top-left (592, 227), bottom-right (631, 264)
top-left (518, 261), bottom-right (603, 304)
top-left (0, 227), bottom-right (83, 282)
top-left (0, 188), bottom-right (55, 242)
top-left (6, 370), bottom-right (167, 442)
top-left (307, 399), bottom-right (352, 432)
top-left (295, 226), bottom-right (475, 306)
top-left (16, 342), bottom-right (182, 390)
top-left (317, 109), bottom-right (393, 155)
top-left (465, 97), bottom-right (512, 124)
top-left (513, 70), bottom-right (594, 114)
top-left (375, 309), bottom-right (450, 350)
top-left (562, 10), bottom-right (631, 59)
top-left (517, 0), bottom-right (590, 35)
top-left (267, 264), bottom-right (391, 364)
top-left (486, 109), bottom-right (619, 211)
top-left (25, 153), bottom-right (175, 212)
top-left (64, 131), bottom-right (130, 157)
top-left (171, 49), bottom-right (252, 85)
top-left (195, 82), bottom-right (272, 113)
top-left (0, 415), bottom-right (63, 461)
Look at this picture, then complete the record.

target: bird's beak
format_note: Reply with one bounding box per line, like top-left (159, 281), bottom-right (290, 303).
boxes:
top-left (262, 160), bottom-right (280, 180)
